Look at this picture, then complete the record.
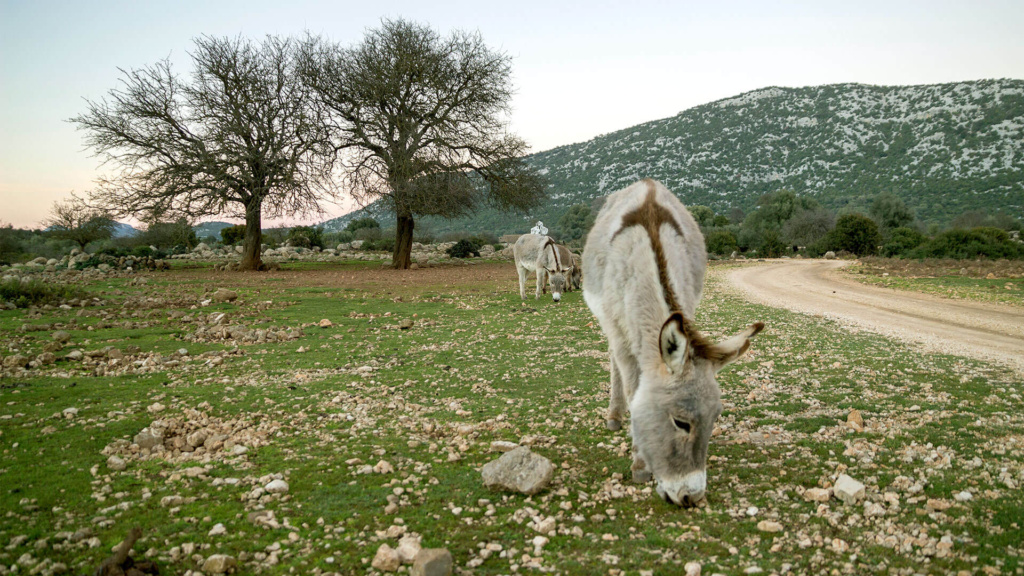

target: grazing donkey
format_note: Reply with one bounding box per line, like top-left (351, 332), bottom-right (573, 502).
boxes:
top-left (554, 244), bottom-right (579, 292)
top-left (569, 253), bottom-right (582, 291)
top-left (514, 234), bottom-right (568, 302)
top-left (583, 179), bottom-right (764, 507)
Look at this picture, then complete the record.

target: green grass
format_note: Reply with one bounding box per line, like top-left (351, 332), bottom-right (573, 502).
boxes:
top-left (1, 260), bottom-right (1022, 575)
top-left (849, 269), bottom-right (1024, 307)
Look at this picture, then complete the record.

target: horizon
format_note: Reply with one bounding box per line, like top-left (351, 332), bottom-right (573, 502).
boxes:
top-left (3, 0), bottom-right (1023, 228)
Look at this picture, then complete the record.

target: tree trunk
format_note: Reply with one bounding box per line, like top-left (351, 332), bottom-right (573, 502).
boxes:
top-left (393, 214), bottom-right (415, 269)
top-left (240, 201), bottom-right (263, 271)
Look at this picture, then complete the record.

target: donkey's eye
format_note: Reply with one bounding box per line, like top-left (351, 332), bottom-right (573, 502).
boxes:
top-left (672, 419), bottom-right (691, 434)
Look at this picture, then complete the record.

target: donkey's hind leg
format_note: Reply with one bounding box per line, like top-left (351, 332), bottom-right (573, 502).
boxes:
top-left (517, 264), bottom-right (528, 300)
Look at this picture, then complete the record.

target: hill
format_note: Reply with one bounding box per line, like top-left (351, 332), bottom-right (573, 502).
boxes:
top-left (325, 79), bottom-right (1024, 236)
top-left (193, 221), bottom-right (235, 238)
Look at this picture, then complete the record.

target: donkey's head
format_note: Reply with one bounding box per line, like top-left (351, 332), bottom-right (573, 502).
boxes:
top-left (548, 270), bottom-right (566, 302)
top-left (630, 313), bottom-right (764, 507)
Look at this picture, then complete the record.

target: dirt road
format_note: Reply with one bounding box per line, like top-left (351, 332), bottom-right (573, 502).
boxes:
top-left (727, 259), bottom-right (1024, 375)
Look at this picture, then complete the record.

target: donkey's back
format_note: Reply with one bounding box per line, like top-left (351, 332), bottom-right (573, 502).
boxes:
top-left (583, 179), bottom-right (706, 357)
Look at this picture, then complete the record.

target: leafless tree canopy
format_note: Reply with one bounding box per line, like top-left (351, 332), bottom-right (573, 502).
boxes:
top-left (71, 35), bottom-right (337, 270)
top-left (44, 194), bottom-right (116, 250)
top-left (299, 19), bottom-right (546, 268)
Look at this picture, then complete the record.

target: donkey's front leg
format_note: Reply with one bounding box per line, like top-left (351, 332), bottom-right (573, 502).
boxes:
top-left (534, 268), bottom-right (546, 300)
top-left (606, 355), bottom-right (626, 431)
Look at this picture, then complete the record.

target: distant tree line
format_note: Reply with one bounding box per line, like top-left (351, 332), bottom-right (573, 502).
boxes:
top-left (543, 189), bottom-right (1023, 260)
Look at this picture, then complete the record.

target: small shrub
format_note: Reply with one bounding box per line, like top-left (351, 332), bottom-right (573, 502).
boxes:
top-left (446, 239), bottom-right (481, 258)
top-left (0, 277), bottom-right (85, 308)
top-left (362, 236), bottom-right (396, 252)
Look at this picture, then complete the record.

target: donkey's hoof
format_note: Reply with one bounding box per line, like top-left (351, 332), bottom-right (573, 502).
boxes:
top-left (632, 469), bottom-right (653, 484)
top-left (606, 419), bottom-right (622, 431)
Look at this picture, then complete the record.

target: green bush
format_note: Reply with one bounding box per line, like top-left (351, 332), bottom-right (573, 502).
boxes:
top-left (827, 213), bottom-right (881, 256)
top-left (361, 236), bottom-right (396, 252)
top-left (881, 227), bottom-right (927, 257)
top-left (0, 277), bottom-right (85, 308)
top-left (220, 225), bottom-right (246, 245)
top-left (446, 239), bottom-right (481, 258)
top-left (705, 229), bottom-right (738, 256)
top-left (346, 217), bottom-right (380, 234)
top-left (909, 227), bottom-right (1024, 259)
top-left (287, 226), bottom-right (324, 249)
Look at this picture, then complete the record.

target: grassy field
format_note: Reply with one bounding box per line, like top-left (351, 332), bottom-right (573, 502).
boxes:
top-left (1, 260), bottom-right (1022, 576)
top-left (846, 258), bottom-right (1024, 307)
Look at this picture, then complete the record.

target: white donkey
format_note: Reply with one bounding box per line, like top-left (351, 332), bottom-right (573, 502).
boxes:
top-left (514, 234), bottom-right (568, 302)
top-left (583, 179), bottom-right (764, 507)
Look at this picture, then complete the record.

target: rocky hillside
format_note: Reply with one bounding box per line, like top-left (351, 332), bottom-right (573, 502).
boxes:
top-left (326, 79), bottom-right (1024, 235)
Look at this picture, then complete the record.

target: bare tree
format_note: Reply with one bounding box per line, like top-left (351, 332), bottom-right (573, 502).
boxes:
top-left (299, 20), bottom-right (546, 269)
top-left (44, 194), bottom-right (116, 250)
top-left (71, 36), bottom-right (336, 270)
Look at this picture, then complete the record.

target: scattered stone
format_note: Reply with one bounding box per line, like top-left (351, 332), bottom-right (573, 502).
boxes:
top-left (106, 456), bottom-right (126, 472)
top-left (824, 251), bottom-right (836, 260)
top-left (212, 288), bottom-right (238, 303)
top-left (834, 474), bottom-right (866, 505)
top-left (66, 350), bottom-right (83, 361)
top-left (147, 402), bottom-right (166, 413)
top-left (319, 318), bottom-right (333, 328)
top-left (756, 520), bottom-right (783, 532)
top-left (52, 330), bottom-right (71, 344)
top-left (684, 561), bottom-right (702, 576)
top-left (208, 523), bottom-right (227, 536)
top-left (412, 548), bottom-right (453, 576)
top-left (399, 318), bottom-right (414, 330)
top-left (803, 488), bottom-right (832, 502)
top-left (372, 544), bottom-right (401, 572)
top-left (265, 479), bottom-right (289, 494)
top-left (202, 554), bottom-right (237, 574)
top-left (62, 407), bottom-right (79, 418)
top-left (481, 446), bottom-right (554, 495)
top-left (396, 534), bottom-right (422, 564)
top-left (374, 460), bottom-right (395, 474)
top-left (134, 427), bottom-right (163, 450)
top-left (954, 490), bottom-right (973, 502)
top-left (490, 440), bottom-right (519, 452)
top-left (846, 409), bottom-right (864, 432)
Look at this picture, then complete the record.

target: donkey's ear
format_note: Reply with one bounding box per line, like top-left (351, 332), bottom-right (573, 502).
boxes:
top-left (659, 312), bottom-right (689, 373)
top-left (705, 322), bottom-right (765, 371)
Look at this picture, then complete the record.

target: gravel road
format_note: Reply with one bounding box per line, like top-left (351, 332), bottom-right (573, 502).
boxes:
top-left (727, 259), bottom-right (1024, 375)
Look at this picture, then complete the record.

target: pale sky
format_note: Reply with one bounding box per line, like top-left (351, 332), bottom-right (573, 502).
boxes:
top-left (2, 0), bottom-right (1023, 228)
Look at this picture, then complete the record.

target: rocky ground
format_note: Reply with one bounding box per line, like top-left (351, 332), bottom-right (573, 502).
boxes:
top-left (0, 259), bottom-right (1021, 575)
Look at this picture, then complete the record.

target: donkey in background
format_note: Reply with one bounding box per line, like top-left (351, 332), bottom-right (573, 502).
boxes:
top-left (514, 234), bottom-right (569, 302)
top-left (583, 179), bottom-right (764, 507)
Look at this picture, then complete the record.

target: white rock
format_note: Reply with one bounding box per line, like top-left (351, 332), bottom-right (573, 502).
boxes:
top-left (954, 490), bottom-right (973, 502)
top-left (834, 474), bottom-right (866, 505)
top-left (147, 402), bottom-right (166, 413)
top-left (684, 561), bottom-right (702, 576)
top-left (265, 479), bottom-right (289, 494)
top-left (106, 455), bottom-right (127, 471)
top-left (756, 520), bottom-right (782, 532)
top-left (208, 523), bottom-right (226, 536)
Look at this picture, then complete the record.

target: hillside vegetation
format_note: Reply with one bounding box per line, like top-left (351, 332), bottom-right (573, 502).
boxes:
top-left (328, 79), bottom-right (1024, 236)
